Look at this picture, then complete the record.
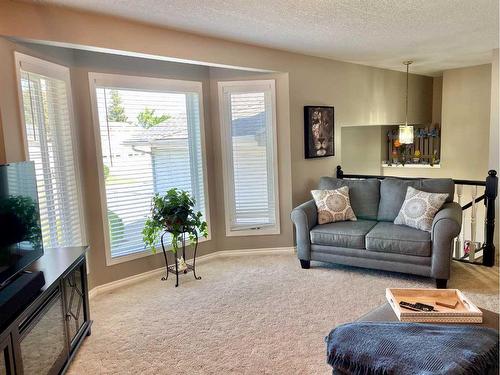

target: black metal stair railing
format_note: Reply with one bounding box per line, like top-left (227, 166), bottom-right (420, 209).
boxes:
top-left (335, 165), bottom-right (498, 267)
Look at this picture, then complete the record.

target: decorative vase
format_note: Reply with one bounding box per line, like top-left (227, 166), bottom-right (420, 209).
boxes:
top-left (413, 158), bottom-right (420, 163)
top-left (177, 256), bottom-right (187, 272)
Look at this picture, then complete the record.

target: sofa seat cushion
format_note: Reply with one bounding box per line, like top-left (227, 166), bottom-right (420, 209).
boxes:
top-left (310, 220), bottom-right (377, 249)
top-left (366, 222), bottom-right (431, 257)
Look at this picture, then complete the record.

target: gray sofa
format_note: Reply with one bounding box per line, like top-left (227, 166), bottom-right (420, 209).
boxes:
top-left (291, 177), bottom-right (462, 288)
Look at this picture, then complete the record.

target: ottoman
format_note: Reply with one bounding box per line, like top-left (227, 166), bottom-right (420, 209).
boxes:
top-left (326, 303), bottom-right (499, 374)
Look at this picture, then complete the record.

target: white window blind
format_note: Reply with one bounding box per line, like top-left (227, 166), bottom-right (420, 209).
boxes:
top-left (16, 53), bottom-right (85, 249)
top-left (90, 74), bottom-right (208, 261)
top-left (218, 80), bottom-right (280, 236)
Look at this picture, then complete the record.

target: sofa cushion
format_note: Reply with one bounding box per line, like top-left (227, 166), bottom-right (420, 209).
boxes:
top-left (377, 178), bottom-right (454, 222)
top-left (394, 187), bottom-right (448, 232)
top-left (310, 220), bottom-right (377, 249)
top-left (311, 187), bottom-right (357, 224)
top-left (366, 222), bottom-right (431, 257)
top-left (420, 179), bottom-right (455, 202)
top-left (319, 177), bottom-right (380, 220)
top-left (377, 179), bottom-right (420, 222)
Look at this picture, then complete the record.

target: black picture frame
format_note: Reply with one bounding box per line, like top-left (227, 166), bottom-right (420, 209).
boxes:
top-left (304, 106), bottom-right (334, 159)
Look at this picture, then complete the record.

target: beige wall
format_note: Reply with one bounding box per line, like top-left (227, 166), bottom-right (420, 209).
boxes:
top-left (383, 64), bottom-right (492, 180)
top-left (490, 49), bottom-right (499, 249)
top-left (341, 126), bottom-right (384, 175)
top-left (432, 76), bottom-right (443, 125)
top-left (440, 64), bottom-right (492, 180)
top-left (0, 37), bottom-right (17, 164)
top-left (490, 50), bottom-right (499, 173)
top-left (0, 1), bottom-right (438, 287)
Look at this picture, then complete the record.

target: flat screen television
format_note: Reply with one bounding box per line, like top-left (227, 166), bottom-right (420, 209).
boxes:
top-left (0, 162), bottom-right (43, 287)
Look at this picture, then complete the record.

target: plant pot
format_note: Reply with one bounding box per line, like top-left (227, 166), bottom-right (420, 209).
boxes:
top-left (413, 158), bottom-right (420, 163)
top-left (164, 214), bottom-right (189, 232)
top-left (164, 224), bottom-right (177, 233)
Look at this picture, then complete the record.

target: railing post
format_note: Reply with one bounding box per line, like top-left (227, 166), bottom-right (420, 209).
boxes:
top-left (336, 165), bottom-right (344, 179)
top-left (454, 185), bottom-right (463, 259)
top-left (470, 186), bottom-right (478, 262)
top-left (483, 170), bottom-right (498, 267)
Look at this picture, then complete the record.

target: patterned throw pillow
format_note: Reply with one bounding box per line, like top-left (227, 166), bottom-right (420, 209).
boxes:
top-left (394, 186), bottom-right (448, 232)
top-left (311, 186), bottom-right (357, 224)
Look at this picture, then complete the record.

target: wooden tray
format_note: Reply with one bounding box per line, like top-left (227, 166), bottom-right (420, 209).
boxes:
top-left (386, 288), bottom-right (483, 323)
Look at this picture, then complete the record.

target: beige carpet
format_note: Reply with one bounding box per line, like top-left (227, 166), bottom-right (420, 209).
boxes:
top-left (68, 253), bottom-right (499, 375)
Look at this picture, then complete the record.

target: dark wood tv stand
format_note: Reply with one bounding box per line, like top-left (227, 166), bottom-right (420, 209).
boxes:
top-left (0, 246), bottom-right (92, 374)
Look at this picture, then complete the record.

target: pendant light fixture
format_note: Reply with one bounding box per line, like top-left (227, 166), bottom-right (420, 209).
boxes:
top-left (399, 61), bottom-right (414, 144)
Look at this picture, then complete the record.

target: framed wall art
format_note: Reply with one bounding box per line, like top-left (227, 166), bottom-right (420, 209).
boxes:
top-left (304, 106), bottom-right (334, 158)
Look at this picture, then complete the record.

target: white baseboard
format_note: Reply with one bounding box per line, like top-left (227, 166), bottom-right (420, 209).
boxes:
top-left (89, 246), bottom-right (295, 299)
top-left (216, 246), bottom-right (295, 257)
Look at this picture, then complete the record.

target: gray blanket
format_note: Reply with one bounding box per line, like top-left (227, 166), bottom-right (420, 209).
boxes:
top-left (326, 322), bottom-right (499, 375)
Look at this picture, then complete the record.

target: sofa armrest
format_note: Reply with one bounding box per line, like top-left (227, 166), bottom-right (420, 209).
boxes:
top-left (430, 202), bottom-right (462, 279)
top-left (291, 200), bottom-right (318, 261)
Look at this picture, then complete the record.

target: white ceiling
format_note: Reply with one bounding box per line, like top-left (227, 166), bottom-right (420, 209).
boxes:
top-left (24, 0), bottom-right (499, 75)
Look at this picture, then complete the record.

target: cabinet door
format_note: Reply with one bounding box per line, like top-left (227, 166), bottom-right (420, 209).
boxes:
top-left (18, 289), bottom-right (67, 375)
top-left (63, 262), bottom-right (88, 348)
top-left (0, 336), bottom-right (14, 375)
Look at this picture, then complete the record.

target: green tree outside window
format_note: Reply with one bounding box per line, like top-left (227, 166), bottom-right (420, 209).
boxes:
top-left (137, 108), bottom-right (170, 129)
top-left (107, 90), bottom-right (128, 122)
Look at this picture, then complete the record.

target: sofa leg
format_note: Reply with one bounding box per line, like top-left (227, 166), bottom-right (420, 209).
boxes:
top-left (299, 260), bottom-right (310, 269)
top-left (436, 279), bottom-right (447, 289)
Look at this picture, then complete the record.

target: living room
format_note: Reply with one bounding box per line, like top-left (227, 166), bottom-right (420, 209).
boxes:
top-left (0, 1), bottom-right (498, 374)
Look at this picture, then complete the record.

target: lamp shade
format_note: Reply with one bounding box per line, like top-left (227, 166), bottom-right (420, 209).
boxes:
top-left (399, 124), bottom-right (414, 144)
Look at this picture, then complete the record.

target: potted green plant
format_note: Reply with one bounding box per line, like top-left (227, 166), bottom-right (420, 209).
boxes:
top-left (142, 188), bottom-right (207, 270)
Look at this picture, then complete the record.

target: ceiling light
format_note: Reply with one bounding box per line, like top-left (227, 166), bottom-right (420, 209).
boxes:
top-left (399, 61), bottom-right (414, 144)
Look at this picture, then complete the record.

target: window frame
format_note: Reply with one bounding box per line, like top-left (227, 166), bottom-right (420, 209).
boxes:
top-left (218, 80), bottom-right (280, 237)
top-left (14, 52), bottom-right (87, 248)
top-left (88, 72), bottom-right (211, 266)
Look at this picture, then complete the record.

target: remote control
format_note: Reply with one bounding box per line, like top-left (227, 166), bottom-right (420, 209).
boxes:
top-left (399, 301), bottom-right (421, 311)
top-left (414, 302), bottom-right (436, 311)
top-left (399, 301), bottom-right (437, 312)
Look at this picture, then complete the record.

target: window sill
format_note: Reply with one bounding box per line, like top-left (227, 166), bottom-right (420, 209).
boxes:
top-left (225, 227), bottom-right (280, 237)
top-left (106, 235), bottom-right (211, 266)
top-left (382, 163), bottom-right (441, 169)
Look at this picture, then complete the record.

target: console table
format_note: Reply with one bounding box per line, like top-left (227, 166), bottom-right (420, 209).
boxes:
top-left (0, 246), bottom-right (92, 374)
